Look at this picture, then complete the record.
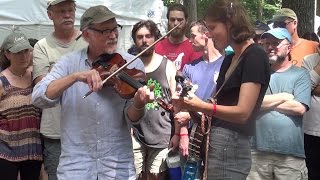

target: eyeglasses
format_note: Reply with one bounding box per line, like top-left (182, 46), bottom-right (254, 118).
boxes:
top-left (263, 40), bottom-right (290, 48)
top-left (88, 24), bottom-right (123, 36)
top-left (273, 20), bottom-right (293, 28)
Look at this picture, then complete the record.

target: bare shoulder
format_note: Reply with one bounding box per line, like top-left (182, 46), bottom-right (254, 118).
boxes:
top-left (152, 52), bottom-right (164, 61)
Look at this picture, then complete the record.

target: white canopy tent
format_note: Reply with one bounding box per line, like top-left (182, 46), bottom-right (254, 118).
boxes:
top-left (0, 0), bottom-right (167, 51)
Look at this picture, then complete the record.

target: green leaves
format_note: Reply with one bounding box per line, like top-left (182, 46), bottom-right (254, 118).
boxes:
top-left (163, 0), bottom-right (282, 23)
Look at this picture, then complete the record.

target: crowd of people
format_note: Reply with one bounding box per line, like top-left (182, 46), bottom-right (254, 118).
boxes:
top-left (0, 0), bottom-right (320, 180)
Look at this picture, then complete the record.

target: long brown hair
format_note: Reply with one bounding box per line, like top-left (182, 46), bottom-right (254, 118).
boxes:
top-left (0, 49), bottom-right (10, 70)
top-left (131, 20), bottom-right (161, 44)
top-left (205, 0), bottom-right (255, 44)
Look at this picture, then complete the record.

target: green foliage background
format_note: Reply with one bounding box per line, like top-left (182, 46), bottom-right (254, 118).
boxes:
top-left (163, 0), bottom-right (282, 24)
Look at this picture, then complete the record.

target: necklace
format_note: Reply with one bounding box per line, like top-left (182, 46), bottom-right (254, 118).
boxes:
top-left (8, 68), bottom-right (26, 78)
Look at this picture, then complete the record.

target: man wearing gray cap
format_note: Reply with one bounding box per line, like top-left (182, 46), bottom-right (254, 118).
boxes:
top-left (32, 5), bottom-right (154, 180)
top-left (270, 8), bottom-right (318, 67)
top-left (32, 1), bottom-right (87, 180)
top-left (248, 28), bottom-right (310, 179)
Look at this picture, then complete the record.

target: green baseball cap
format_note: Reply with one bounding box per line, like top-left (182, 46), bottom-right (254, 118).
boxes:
top-left (80, 5), bottom-right (116, 31)
top-left (47, 0), bottom-right (75, 9)
top-left (1, 32), bottom-right (32, 53)
top-left (270, 8), bottom-right (297, 22)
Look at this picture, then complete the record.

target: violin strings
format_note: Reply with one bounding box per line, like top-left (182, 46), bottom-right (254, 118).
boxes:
top-left (118, 71), bottom-right (143, 89)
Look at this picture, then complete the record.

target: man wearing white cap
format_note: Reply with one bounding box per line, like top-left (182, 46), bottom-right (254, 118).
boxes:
top-left (32, 5), bottom-right (154, 180)
top-left (32, 0), bottom-right (87, 180)
top-left (248, 28), bottom-right (310, 179)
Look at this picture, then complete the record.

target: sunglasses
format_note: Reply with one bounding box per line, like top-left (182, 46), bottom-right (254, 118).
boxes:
top-left (273, 20), bottom-right (293, 28)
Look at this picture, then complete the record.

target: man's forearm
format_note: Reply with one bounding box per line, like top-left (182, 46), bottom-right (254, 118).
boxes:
top-left (274, 100), bottom-right (306, 116)
top-left (260, 93), bottom-right (293, 110)
top-left (127, 103), bottom-right (145, 122)
top-left (46, 74), bottom-right (77, 100)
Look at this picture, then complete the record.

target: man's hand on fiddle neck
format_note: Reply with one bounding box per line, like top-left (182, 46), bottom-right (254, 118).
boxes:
top-left (127, 85), bottom-right (155, 122)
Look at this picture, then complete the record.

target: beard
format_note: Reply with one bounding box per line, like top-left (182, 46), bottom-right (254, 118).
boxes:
top-left (269, 54), bottom-right (286, 64)
top-left (168, 24), bottom-right (187, 38)
top-left (137, 44), bottom-right (154, 57)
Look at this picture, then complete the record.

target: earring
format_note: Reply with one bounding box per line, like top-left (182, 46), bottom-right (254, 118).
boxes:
top-left (204, 46), bottom-right (208, 54)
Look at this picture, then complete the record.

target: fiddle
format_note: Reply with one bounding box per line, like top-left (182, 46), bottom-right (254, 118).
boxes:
top-left (89, 52), bottom-right (174, 113)
top-left (91, 53), bottom-right (145, 99)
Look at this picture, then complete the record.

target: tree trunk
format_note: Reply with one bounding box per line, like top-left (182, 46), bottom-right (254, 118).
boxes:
top-left (184, 0), bottom-right (197, 22)
top-left (282, 0), bottom-right (315, 36)
top-left (257, 0), bottom-right (263, 20)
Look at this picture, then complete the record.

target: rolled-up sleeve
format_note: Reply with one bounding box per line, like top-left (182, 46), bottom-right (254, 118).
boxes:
top-left (302, 54), bottom-right (320, 90)
top-left (123, 99), bottom-right (147, 125)
top-left (32, 55), bottom-right (69, 109)
top-left (32, 78), bottom-right (59, 108)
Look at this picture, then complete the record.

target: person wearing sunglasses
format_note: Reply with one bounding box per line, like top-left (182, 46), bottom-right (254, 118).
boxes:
top-left (269, 8), bottom-right (318, 67)
top-left (248, 28), bottom-right (310, 180)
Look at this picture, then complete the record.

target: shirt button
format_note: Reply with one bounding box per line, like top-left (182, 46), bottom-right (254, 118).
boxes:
top-left (97, 103), bottom-right (100, 106)
top-left (97, 158), bottom-right (100, 161)
top-left (97, 121), bottom-right (100, 125)
top-left (97, 140), bottom-right (100, 143)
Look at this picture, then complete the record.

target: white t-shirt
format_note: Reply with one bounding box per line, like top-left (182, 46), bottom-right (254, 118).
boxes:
top-left (302, 53), bottom-right (320, 137)
top-left (33, 32), bottom-right (88, 138)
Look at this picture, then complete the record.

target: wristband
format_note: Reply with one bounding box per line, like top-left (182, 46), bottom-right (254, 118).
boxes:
top-left (213, 103), bottom-right (217, 115)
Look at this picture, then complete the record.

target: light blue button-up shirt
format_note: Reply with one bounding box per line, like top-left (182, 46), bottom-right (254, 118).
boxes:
top-left (32, 47), bottom-right (145, 180)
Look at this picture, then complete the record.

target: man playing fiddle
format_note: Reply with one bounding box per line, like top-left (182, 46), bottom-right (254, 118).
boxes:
top-left (32, 5), bottom-right (154, 180)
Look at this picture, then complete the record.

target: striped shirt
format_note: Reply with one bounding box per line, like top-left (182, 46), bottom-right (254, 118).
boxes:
top-left (0, 74), bottom-right (42, 162)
